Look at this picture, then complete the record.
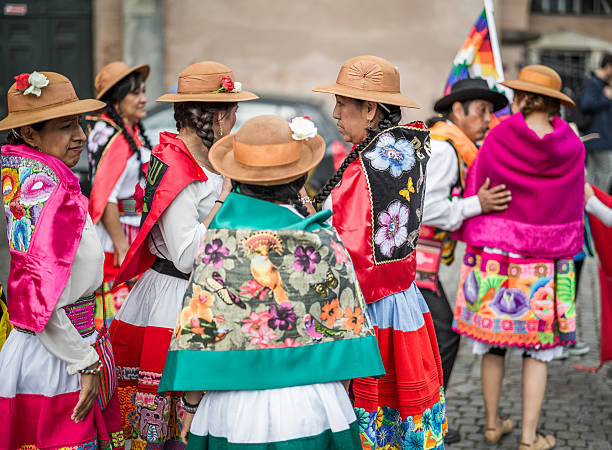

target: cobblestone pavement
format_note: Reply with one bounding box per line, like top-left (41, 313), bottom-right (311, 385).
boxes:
top-left (440, 244), bottom-right (612, 450)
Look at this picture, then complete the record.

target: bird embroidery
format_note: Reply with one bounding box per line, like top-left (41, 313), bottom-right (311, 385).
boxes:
top-left (242, 231), bottom-right (290, 305)
top-left (303, 313), bottom-right (346, 342)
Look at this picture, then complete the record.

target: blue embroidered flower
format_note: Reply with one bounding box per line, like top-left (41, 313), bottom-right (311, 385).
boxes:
top-left (354, 407), bottom-right (370, 433)
top-left (364, 132), bottom-right (416, 177)
top-left (12, 217), bottom-right (31, 251)
top-left (376, 423), bottom-right (393, 446)
top-left (402, 416), bottom-right (415, 433)
top-left (404, 428), bottom-right (424, 450)
top-left (431, 402), bottom-right (443, 435)
top-left (422, 408), bottom-right (433, 431)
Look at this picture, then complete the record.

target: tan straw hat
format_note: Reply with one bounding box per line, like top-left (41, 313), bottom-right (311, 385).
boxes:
top-left (157, 61), bottom-right (258, 103)
top-left (313, 55), bottom-right (420, 108)
top-left (209, 115), bottom-right (325, 186)
top-left (0, 71), bottom-right (105, 131)
top-left (94, 61), bottom-right (150, 100)
top-left (501, 64), bottom-right (575, 106)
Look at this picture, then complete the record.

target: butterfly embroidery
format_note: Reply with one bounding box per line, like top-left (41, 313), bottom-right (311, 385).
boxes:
top-left (399, 177), bottom-right (415, 201)
top-left (206, 272), bottom-right (246, 309)
top-left (313, 270), bottom-right (339, 297)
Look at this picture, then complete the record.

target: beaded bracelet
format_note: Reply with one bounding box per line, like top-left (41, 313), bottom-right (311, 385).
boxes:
top-left (181, 392), bottom-right (202, 414)
top-left (299, 196), bottom-right (313, 205)
top-left (79, 362), bottom-right (103, 375)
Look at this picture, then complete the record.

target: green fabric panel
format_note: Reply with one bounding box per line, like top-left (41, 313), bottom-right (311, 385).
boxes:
top-left (159, 336), bottom-right (384, 393)
top-left (187, 421), bottom-right (361, 450)
top-left (210, 192), bottom-right (331, 231)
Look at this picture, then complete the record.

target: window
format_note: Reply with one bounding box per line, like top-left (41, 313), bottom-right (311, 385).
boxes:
top-left (531, 0), bottom-right (612, 15)
top-left (538, 50), bottom-right (589, 99)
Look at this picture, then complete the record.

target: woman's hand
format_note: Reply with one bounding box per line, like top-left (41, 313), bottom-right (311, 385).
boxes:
top-left (220, 176), bottom-right (233, 199)
top-left (113, 240), bottom-right (129, 267)
top-left (181, 411), bottom-right (195, 444)
top-left (585, 182), bottom-right (595, 203)
top-left (71, 363), bottom-right (100, 423)
top-left (477, 178), bottom-right (512, 213)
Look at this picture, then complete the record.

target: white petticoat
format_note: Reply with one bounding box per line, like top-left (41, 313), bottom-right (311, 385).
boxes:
top-left (466, 336), bottom-right (563, 362)
top-left (189, 381), bottom-right (356, 443)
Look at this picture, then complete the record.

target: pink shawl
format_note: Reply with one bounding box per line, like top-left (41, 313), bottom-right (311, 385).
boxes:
top-left (455, 112), bottom-right (584, 259)
top-left (2, 144), bottom-right (87, 332)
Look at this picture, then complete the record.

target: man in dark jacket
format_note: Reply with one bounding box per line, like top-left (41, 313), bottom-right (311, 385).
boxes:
top-left (581, 53), bottom-right (612, 192)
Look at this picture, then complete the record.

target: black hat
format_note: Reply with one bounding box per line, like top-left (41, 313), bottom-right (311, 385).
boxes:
top-left (433, 78), bottom-right (508, 113)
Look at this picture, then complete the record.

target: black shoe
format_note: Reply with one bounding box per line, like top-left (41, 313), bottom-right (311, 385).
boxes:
top-left (444, 428), bottom-right (461, 444)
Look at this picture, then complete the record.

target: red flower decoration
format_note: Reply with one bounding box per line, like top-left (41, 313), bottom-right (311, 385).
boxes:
top-left (10, 196), bottom-right (25, 220)
top-left (221, 77), bottom-right (234, 91)
top-left (134, 183), bottom-right (144, 212)
top-left (14, 73), bottom-right (30, 91)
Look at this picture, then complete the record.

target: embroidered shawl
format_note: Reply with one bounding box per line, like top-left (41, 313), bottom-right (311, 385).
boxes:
top-left (159, 193), bottom-right (384, 392)
top-left (86, 113), bottom-right (143, 224)
top-left (455, 113), bottom-right (584, 258)
top-left (115, 132), bottom-right (207, 284)
top-left (330, 122), bottom-right (430, 303)
top-left (1, 144), bottom-right (88, 331)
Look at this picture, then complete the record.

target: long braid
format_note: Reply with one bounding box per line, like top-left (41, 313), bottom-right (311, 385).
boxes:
top-left (137, 121), bottom-right (152, 150)
top-left (313, 102), bottom-right (402, 208)
top-left (105, 104), bottom-right (144, 179)
top-left (173, 102), bottom-right (234, 150)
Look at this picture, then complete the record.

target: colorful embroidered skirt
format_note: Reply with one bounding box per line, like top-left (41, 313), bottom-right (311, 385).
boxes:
top-left (109, 268), bottom-right (186, 447)
top-left (453, 246), bottom-right (576, 350)
top-left (95, 223), bottom-right (139, 330)
top-left (187, 382), bottom-right (362, 449)
top-left (0, 329), bottom-right (124, 448)
top-left (353, 283), bottom-right (446, 449)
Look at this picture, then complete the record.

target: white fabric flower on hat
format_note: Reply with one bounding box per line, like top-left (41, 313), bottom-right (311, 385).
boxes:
top-left (230, 82), bottom-right (242, 93)
top-left (289, 116), bottom-right (317, 141)
top-left (23, 72), bottom-right (49, 97)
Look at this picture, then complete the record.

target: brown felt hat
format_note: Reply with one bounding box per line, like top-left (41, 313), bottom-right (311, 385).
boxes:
top-left (209, 115), bottom-right (325, 186)
top-left (313, 55), bottom-right (420, 108)
top-left (157, 61), bottom-right (258, 103)
top-left (94, 61), bottom-right (150, 100)
top-left (0, 71), bottom-right (105, 131)
top-left (501, 65), bottom-right (575, 107)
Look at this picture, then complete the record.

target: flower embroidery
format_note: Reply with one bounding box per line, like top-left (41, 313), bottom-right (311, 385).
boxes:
top-left (2, 168), bottom-right (19, 203)
top-left (19, 171), bottom-right (56, 206)
top-left (530, 278), bottom-right (555, 322)
top-left (320, 298), bottom-right (343, 327)
top-left (12, 217), bottom-right (32, 251)
top-left (240, 279), bottom-right (271, 301)
top-left (463, 271), bottom-right (479, 308)
top-left (488, 287), bottom-right (530, 319)
top-left (179, 285), bottom-right (214, 330)
top-left (374, 200), bottom-right (409, 257)
top-left (247, 324), bottom-right (277, 348)
top-left (241, 310), bottom-right (273, 335)
top-left (9, 195), bottom-right (25, 220)
top-left (280, 337), bottom-right (303, 347)
top-left (87, 121), bottom-right (115, 154)
top-left (364, 132), bottom-right (415, 177)
top-left (344, 306), bottom-right (365, 334)
top-left (329, 238), bottom-right (349, 267)
top-left (267, 301), bottom-right (297, 330)
top-left (293, 245), bottom-right (321, 274)
top-left (202, 238), bottom-right (230, 269)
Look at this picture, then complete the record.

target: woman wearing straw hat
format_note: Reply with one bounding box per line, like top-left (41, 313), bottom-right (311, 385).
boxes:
top-left (452, 65), bottom-right (584, 449)
top-left (86, 61), bottom-right (153, 329)
top-left (0, 71), bottom-right (123, 447)
top-left (158, 114), bottom-right (384, 448)
top-left (108, 61), bottom-right (257, 446)
top-left (312, 56), bottom-right (446, 449)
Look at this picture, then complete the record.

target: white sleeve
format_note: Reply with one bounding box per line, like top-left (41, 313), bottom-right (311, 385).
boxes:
top-left (36, 277), bottom-right (100, 375)
top-left (587, 196), bottom-right (612, 227)
top-left (106, 166), bottom-right (129, 204)
top-left (156, 182), bottom-right (207, 273)
top-left (322, 194), bottom-right (333, 225)
top-left (422, 140), bottom-right (482, 232)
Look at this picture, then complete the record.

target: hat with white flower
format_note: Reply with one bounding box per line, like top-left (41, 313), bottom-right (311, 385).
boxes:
top-left (0, 71), bottom-right (105, 131)
top-left (313, 55), bottom-right (420, 108)
top-left (209, 115), bottom-right (325, 186)
top-left (94, 61), bottom-right (150, 100)
top-left (157, 61), bottom-right (258, 103)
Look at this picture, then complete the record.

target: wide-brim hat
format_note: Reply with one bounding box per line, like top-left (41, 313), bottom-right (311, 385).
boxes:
top-left (209, 115), bottom-right (325, 186)
top-left (95, 61), bottom-right (150, 100)
top-left (157, 61), bottom-right (258, 103)
top-left (500, 64), bottom-right (575, 106)
top-left (0, 71), bottom-right (105, 131)
top-left (313, 55), bottom-right (420, 108)
top-left (434, 78), bottom-right (509, 113)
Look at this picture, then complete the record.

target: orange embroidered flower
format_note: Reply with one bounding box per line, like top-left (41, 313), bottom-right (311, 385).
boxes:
top-left (189, 284), bottom-right (214, 322)
top-left (344, 306), bottom-right (365, 335)
top-left (320, 298), bottom-right (343, 327)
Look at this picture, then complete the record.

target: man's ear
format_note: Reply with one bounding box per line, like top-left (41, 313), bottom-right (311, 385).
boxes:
top-left (450, 101), bottom-right (465, 121)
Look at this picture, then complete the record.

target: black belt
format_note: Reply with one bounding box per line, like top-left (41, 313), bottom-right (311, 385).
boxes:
top-left (151, 257), bottom-right (190, 280)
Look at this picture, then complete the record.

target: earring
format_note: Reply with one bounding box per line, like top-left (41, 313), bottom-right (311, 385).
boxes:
top-left (367, 120), bottom-right (371, 129)
top-left (218, 125), bottom-right (223, 138)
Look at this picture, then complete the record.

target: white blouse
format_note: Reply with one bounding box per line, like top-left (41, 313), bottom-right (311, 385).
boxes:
top-left (37, 214), bottom-right (104, 375)
top-left (148, 166), bottom-right (224, 274)
top-left (587, 195), bottom-right (612, 227)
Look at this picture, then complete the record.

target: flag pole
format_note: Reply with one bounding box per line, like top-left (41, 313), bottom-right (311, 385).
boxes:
top-left (484, 0), bottom-right (505, 81)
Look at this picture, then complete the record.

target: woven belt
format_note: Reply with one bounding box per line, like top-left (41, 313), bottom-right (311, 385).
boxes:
top-left (151, 257), bottom-right (190, 280)
top-left (117, 197), bottom-right (139, 216)
top-left (16, 293), bottom-right (96, 337)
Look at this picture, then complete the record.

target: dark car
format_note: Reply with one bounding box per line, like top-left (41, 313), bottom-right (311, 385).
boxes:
top-left (141, 93), bottom-right (348, 194)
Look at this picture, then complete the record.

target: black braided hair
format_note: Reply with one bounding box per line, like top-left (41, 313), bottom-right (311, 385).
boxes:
top-left (232, 174), bottom-right (309, 217)
top-left (137, 121), bottom-right (153, 150)
top-left (173, 102), bottom-right (237, 150)
top-left (313, 102), bottom-right (402, 208)
top-left (100, 72), bottom-right (151, 180)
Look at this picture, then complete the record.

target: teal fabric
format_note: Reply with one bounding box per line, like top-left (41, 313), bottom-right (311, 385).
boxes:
top-left (210, 192), bottom-right (331, 231)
